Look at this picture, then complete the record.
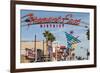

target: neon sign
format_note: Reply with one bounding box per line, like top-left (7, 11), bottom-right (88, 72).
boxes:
top-left (22, 13), bottom-right (81, 28)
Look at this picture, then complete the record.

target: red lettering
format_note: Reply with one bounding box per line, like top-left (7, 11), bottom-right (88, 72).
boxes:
top-left (22, 13), bottom-right (81, 28)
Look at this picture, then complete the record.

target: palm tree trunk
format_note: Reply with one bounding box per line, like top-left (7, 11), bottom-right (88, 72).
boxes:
top-left (46, 39), bottom-right (48, 61)
top-left (51, 42), bottom-right (53, 61)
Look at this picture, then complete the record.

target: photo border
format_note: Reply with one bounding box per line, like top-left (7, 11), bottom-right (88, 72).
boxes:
top-left (10, 0), bottom-right (97, 73)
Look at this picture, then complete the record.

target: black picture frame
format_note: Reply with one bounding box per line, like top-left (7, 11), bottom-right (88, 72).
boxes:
top-left (11, 0), bottom-right (97, 73)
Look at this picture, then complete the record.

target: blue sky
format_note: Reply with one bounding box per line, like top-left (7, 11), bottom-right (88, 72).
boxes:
top-left (20, 10), bottom-right (90, 58)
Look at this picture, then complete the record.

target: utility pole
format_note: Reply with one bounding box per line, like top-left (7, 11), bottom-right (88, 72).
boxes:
top-left (43, 40), bottom-right (44, 61)
top-left (34, 34), bottom-right (37, 62)
top-left (87, 49), bottom-right (90, 60)
top-left (55, 42), bottom-right (58, 61)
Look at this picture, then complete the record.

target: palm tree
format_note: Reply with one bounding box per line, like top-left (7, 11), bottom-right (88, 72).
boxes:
top-left (43, 31), bottom-right (49, 57)
top-left (43, 30), bottom-right (56, 61)
top-left (86, 29), bottom-right (89, 40)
